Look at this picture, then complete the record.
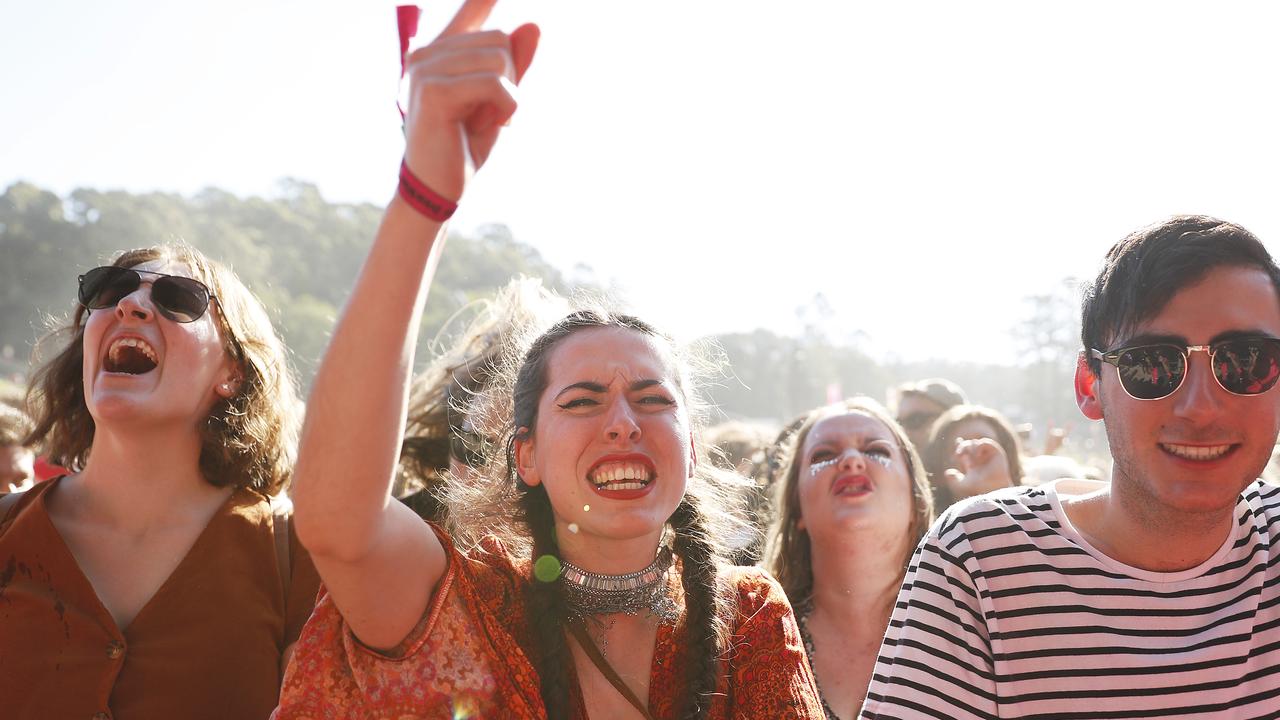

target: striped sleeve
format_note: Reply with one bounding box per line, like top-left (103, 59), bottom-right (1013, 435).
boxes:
top-left (861, 508), bottom-right (999, 720)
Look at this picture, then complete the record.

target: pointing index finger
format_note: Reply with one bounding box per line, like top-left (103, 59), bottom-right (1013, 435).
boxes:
top-left (437, 0), bottom-right (499, 39)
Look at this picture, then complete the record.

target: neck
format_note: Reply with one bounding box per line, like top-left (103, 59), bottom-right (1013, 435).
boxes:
top-left (807, 528), bottom-right (905, 628)
top-left (555, 521), bottom-right (666, 576)
top-left (71, 422), bottom-right (231, 529)
top-left (1066, 477), bottom-right (1237, 572)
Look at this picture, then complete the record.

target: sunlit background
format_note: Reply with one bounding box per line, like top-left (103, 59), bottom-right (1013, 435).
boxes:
top-left (5, 0), bottom-right (1280, 467)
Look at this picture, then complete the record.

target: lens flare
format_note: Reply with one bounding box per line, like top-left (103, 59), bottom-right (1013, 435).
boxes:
top-left (533, 554), bottom-right (562, 582)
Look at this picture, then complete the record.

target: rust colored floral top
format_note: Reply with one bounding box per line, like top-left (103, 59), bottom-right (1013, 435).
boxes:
top-left (275, 530), bottom-right (822, 719)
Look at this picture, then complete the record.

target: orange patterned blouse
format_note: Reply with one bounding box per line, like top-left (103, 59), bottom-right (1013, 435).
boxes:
top-left (274, 531), bottom-right (822, 719)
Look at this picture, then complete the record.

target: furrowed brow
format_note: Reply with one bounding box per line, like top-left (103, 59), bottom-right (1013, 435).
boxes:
top-left (628, 379), bottom-right (664, 392)
top-left (554, 381), bottom-right (608, 400)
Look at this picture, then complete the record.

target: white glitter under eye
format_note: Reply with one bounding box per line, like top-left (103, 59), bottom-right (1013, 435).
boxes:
top-left (809, 458), bottom-right (840, 477)
top-left (868, 453), bottom-right (893, 469)
top-left (809, 450), bottom-right (894, 476)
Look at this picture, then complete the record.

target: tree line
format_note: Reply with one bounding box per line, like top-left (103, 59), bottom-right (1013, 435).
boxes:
top-left (0, 181), bottom-right (1103, 463)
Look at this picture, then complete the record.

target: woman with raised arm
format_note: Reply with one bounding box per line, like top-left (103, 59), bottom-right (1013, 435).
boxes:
top-left (278, 2), bottom-right (822, 717)
top-left (0, 243), bottom-right (318, 719)
top-left (765, 398), bottom-right (934, 719)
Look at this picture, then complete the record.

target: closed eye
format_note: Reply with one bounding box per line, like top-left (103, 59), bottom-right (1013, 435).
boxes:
top-left (866, 443), bottom-right (894, 459)
top-left (809, 449), bottom-right (835, 463)
top-left (557, 397), bottom-right (599, 410)
top-left (638, 394), bottom-right (675, 406)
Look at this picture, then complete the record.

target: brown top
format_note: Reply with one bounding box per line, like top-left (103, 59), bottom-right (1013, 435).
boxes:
top-left (0, 476), bottom-right (321, 720)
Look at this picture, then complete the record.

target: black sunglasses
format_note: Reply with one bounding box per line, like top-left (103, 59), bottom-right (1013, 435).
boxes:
top-left (78, 266), bottom-right (215, 324)
top-left (1091, 337), bottom-right (1280, 400)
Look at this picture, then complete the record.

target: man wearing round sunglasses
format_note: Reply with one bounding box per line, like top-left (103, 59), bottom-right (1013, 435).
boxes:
top-left (863, 216), bottom-right (1280, 719)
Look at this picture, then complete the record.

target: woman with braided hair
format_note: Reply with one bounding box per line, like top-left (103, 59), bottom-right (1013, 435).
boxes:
top-left (276, 0), bottom-right (821, 717)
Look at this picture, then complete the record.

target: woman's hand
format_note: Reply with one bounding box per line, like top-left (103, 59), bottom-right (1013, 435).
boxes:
top-left (291, 0), bottom-right (539, 652)
top-left (402, 0), bottom-right (539, 202)
top-left (944, 438), bottom-right (1014, 497)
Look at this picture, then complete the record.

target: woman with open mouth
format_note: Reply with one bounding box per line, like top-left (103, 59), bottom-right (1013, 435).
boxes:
top-left (0, 244), bottom-right (319, 719)
top-left (765, 398), bottom-right (935, 719)
top-left (277, 1), bottom-right (822, 717)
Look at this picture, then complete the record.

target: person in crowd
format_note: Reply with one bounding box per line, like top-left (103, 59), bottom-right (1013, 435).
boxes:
top-left (704, 419), bottom-right (776, 565)
top-left (277, 2), bottom-right (822, 717)
top-left (922, 403), bottom-right (1025, 511)
top-left (0, 403), bottom-right (36, 492)
top-left (396, 277), bottom-right (569, 522)
top-left (766, 398), bottom-right (933, 719)
top-left (863, 215), bottom-right (1280, 718)
top-left (0, 243), bottom-right (320, 719)
top-left (890, 377), bottom-right (968, 450)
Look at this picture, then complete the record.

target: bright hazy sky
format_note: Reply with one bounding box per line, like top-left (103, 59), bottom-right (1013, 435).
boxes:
top-left (4, 1), bottom-right (1279, 363)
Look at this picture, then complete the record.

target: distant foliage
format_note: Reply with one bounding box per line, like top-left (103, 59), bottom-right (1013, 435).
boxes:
top-left (0, 181), bottom-right (573, 383)
top-left (0, 182), bottom-right (1103, 465)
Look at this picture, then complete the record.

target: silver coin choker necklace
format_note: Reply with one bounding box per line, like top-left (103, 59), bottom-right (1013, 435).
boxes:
top-left (560, 545), bottom-right (678, 623)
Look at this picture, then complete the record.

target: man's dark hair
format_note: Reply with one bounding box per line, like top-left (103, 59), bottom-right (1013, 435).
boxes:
top-left (1081, 215), bottom-right (1280, 373)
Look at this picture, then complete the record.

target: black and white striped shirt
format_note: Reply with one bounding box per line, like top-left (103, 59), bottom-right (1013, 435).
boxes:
top-left (861, 480), bottom-right (1280, 719)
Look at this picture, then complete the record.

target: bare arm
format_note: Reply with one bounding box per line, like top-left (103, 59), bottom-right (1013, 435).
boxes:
top-left (291, 0), bottom-right (540, 650)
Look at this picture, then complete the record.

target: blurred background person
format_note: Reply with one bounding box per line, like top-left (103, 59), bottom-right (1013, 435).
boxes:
top-left (890, 377), bottom-right (968, 451)
top-left (704, 419), bottom-right (776, 564)
top-left (766, 397), bottom-right (934, 718)
top-left (923, 403), bottom-right (1025, 512)
top-left (0, 403), bottom-right (36, 492)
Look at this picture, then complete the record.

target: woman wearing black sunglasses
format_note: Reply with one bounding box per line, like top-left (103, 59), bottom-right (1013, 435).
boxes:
top-left (0, 245), bottom-right (320, 719)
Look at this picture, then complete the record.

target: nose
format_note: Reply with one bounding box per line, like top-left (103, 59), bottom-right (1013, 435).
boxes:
top-left (1171, 349), bottom-right (1225, 424)
top-left (836, 448), bottom-right (868, 472)
top-left (114, 284), bottom-right (155, 322)
top-left (603, 399), bottom-right (641, 443)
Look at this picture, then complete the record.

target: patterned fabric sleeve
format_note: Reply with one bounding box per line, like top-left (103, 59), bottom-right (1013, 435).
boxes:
top-left (273, 530), bottom-right (546, 720)
top-left (722, 567), bottom-right (826, 719)
top-left (860, 514), bottom-right (997, 720)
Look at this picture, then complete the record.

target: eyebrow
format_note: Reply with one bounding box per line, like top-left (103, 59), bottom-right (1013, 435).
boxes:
top-left (553, 378), bottom-right (666, 400)
top-left (1117, 330), bottom-right (1280, 347)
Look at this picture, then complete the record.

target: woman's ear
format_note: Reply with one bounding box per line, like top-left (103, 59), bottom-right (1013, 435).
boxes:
top-left (514, 428), bottom-right (540, 487)
top-left (215, 372), bottom-right (242, 399)
top-left (1075, 353), bottom-right (1104, 421)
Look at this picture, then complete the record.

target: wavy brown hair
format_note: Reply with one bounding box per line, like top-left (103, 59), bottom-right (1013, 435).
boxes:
top-left (24, 244), bottom-right (301, 495)
top-left (764, 397), bottom-right (934, 610)
top-left (398, 278), bottom-right (570, 504)
top-left (440, 307), bottom-right (749, 719)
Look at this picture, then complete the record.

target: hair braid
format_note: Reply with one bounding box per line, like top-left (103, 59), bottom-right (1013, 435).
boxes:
top-left (670, 497), bottom-right (727, 719)
top-left (520, 485), bottom-right (574, 717)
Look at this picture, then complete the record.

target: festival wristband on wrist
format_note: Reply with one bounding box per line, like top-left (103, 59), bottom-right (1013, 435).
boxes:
top-left (398, 159), bottom-right (458, 222)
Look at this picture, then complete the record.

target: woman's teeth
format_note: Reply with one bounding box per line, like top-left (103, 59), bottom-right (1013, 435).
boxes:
top-left (105, 337), bottom-right (158, 374)
top-left (590, 463), bottom-right (653, 490)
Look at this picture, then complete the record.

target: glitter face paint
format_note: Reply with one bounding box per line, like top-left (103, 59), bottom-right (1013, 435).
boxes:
top-left (809, 449), bottom-right (893, 477)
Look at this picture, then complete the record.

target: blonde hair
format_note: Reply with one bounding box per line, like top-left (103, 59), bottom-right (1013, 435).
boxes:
top-left (25, 244), bottom-right (301, 495)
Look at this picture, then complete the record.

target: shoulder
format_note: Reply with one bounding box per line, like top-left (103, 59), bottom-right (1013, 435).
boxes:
top-left (719, 564), bottom-right (793, 623)
top-left (932, 484), bottom-right (1059, 543)
top-left (1244, 480), bottom-right (1280, 534)
top-left (0, 478), bottom-right (59, 535)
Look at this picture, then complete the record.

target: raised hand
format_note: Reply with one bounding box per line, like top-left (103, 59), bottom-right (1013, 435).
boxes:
top-left (944, 437), bottom-right (1014, 497)
top-left (401, 0), bottom-right (539, 203)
